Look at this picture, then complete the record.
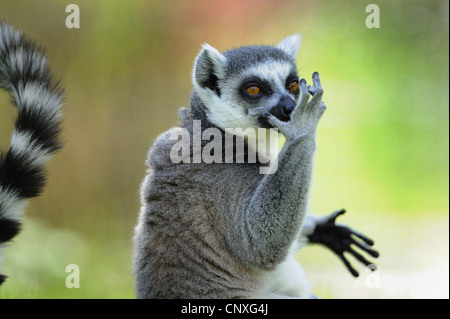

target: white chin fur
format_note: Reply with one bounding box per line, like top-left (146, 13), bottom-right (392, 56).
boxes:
top-left (195, 86), bottom-right (281, 163)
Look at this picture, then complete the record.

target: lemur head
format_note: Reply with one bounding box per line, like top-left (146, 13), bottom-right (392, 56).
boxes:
top-left (192, 34), bottom-right (302, 130)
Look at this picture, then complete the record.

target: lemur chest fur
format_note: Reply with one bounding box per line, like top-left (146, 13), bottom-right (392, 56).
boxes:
top-left (136, 106), bottom-right (282, 296)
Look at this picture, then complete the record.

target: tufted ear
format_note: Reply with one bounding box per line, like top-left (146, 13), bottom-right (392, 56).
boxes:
top-left (277, 34), bottom-right (302, 60)
top-left (193, 44), bottom-right (226, 95)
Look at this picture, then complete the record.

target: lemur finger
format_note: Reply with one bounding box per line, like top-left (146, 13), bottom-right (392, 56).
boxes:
top-left (312, 71), bottom-right (322, 89)
top-left (338, 253), bottom-right (359, 277)
top-left (298, 78), bottom-right (310, 107)
top-left (307, 72), bottom-right (324, 110)
top-left (291, 79), bottom-right (309, 122)
top-left (348, 247), bottom-right (376, 268)
top-left (248, 105), bottom-right (269, 117)
top-left (266, 113), bottom-right (291, 137)
top-left (328, 208), bottom-right (346, 224)
top-left (351, 238), bottom-right (380, 258)
top-left (351, 230), bottom-right (375, 246)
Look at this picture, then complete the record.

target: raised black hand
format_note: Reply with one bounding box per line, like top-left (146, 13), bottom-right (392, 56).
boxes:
top-left (307, 209), bottom-right (379, 277)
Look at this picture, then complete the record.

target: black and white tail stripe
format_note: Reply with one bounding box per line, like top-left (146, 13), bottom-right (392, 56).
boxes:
top-left (0, 21), bottom-right (63, 284)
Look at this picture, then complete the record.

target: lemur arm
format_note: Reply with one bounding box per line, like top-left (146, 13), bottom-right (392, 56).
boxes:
top-left (233, 74), bottom-right (325, 269)
top-left (300, 209), bottom-right (380, 277)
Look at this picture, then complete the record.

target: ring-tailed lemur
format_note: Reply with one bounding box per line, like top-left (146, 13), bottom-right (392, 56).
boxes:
top-left (134, 35), bottom-right (379, 298)
top-left (0, 22), bottom-right (63, 284)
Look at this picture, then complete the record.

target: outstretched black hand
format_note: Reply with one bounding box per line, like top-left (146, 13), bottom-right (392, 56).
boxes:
top-left (307, 209), bottom-right (379, 277)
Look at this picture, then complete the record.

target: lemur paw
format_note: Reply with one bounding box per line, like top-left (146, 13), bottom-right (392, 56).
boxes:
top-left (268, 72), bottom-right (326, 140)
top-left (308, 209), bottom-right (380, 277)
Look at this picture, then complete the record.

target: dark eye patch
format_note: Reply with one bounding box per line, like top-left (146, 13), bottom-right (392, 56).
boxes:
top-left (239, 76), bottom-right (273, 100)
top-left (285, 71), bottom-right (300, 96)
top-left (285, 71), bottom-right (299, 86)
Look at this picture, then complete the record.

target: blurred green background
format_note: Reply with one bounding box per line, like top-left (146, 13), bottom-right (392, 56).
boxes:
top-left (0, 0), bottom-right (448, 298)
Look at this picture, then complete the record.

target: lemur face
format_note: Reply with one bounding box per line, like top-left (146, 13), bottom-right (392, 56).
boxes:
top-left (225, 56), bottom-right (300, 129)
top-left (193, 35), bottom-right (302, 130)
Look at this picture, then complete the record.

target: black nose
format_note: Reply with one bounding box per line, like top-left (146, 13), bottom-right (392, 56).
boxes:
top-left (269, 95), bottom-right (296, 121)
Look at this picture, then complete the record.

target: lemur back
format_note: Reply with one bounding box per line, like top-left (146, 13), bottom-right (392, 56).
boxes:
top-left (134, 35), bottom-right (325, 298)
top-left (0, 22), bottom-right (63, 284)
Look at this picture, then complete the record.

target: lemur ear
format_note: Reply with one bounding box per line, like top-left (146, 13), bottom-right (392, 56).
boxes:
top-left (277, 34), bottom-right (302, 60)
top-left (193, 44), bottom-right (226, 94)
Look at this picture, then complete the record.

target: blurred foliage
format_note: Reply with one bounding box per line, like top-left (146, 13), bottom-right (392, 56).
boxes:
top-left (0, 0), bottom-right (448, 298)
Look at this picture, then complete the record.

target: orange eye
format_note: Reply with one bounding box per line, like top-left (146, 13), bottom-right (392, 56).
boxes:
top-left (246, 86), bottom-right (260, 95)
top-left (289, 81), bottom-right (298, 91)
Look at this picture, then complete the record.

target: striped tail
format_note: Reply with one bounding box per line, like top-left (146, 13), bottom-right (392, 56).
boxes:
top-left (0, 22), bottom-right (63, 284)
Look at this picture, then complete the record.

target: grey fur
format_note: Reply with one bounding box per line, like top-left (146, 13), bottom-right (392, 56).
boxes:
top-left (134, 35), bottom-right (325, 298)
top-left (223, 45), bottom-right (295, 77)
